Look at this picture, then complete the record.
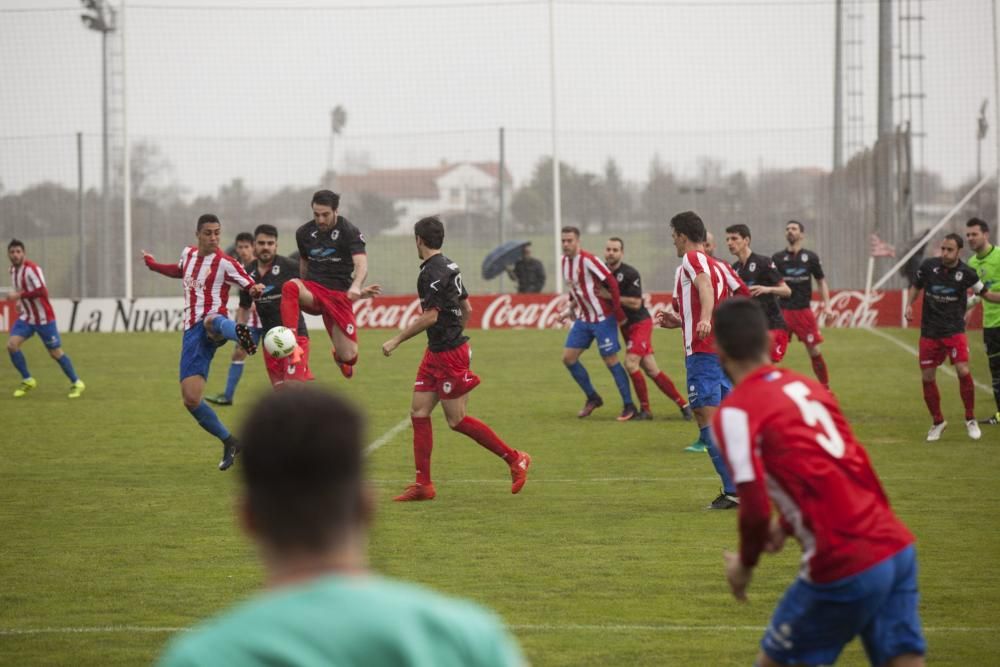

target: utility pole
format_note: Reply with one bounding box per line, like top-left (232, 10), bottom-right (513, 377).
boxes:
top-left (833, 0), bottom-right (844, 171)
top-left (498, 126), bottom-right (506, 293)
top-left (77, 132), bottom-right (85, 299)
top-left (875, 0), bottom-right (894, 247)
top-left (978, 99), bottom-right (989, 209)
top-left (326, 105), bottom-right (346, 185)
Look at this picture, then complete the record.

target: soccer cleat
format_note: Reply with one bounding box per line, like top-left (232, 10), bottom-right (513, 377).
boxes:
top-left (218, 437), bottom-right (240, 471)
top-left (707, 492), bottom-right (740, 510)
top-left (617, 404), bottom-right (639, 422)
top-left (577, 394), bottom-right (604, 418)
top-left (332, 350), bottom-right (354, 379)
top-left (393, 482), bottom-right (436, 502)
top-left (235, 323), bottom-right (258, 355)
top-left (634, 410), bottom-right (653, 421)
top-left (966, 419), bottom-right (982, 441)
top-left (205, 393), bottom-right (233, 406)
top-left (67, 379), bottom-right (86, 399)
top-left (680, 404), bottom-right (694, 421)
top-left (926, 421), bottom-right (947, 442)
top-left (510, 451), bottom-right (532, 494)
top-left (684, 439), bottom-right (708, 453)
top-left (13, 377), bottom-right (37, 398)
top-left (979, 412), bottom-right (1000, 425)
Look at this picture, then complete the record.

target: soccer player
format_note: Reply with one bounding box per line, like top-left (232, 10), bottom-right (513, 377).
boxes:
top-left (655, 211), bottom-right (749, 509)
top-left (965, 217), bottom-right (1000, 425)
top-left (712, 297), bottom-right (926, 667)
top-left (382, 217), bottom-right (531, 502)
top-left (206, 232), bottom-right (261, 406)
top-left (157, 388), bottom-right (525, 666)
top-left (142, 214), bottom-right (264, 471)
top-left (281, 190), bottom-right (380, 379)
top-left (725, 224), bottom-right (792, 362)
top-left (603, 237), bottom-right (692, 421)
top-left (905, 233), bottom-right (1000, 441)
top-left (6, 239), bottom-right (85, 398)
top-left (238, 225), bottom-right (313, 388)
top-left (559, 226), bottom-right (637, 421)
top-left (772, 220), bottom-right (834, 387)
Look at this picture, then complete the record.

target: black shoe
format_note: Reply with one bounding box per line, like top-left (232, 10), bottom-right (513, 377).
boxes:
top-left (707, 493), bottom-right (739, 510)
top-left (617, 404), bottom-right (639, 422)
top-left (205, 393), bottom-right (233, 406)
top-left (634, 410), bottom-right (653, 421)
top-left (577, 394), bottom-right (604, 418)
top-left (979, 412), bottom-right (1000, 425)
top-left (219, 437), bottom-right (240, 471)
top-left (235, 323), bottom-right (258, 355)
top-left (680, 404), bottom-right (694, 421)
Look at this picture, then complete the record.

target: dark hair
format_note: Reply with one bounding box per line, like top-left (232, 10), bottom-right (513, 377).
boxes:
top-left (943, 233), bottom-right (964, 250)
top-left (196, 213), bottom-right (220, 231)
top-left (715, 298), bottom-right (769, 362)
top-left (254, 224), bottom-right (278, 239)
top-left (312, 189), bottom-right (341, 210)
top-left (235, 232), bottom-right (254, 245)
top-left (8, 239), bottom-right (25, 251)
top-left (414, 216), bottom-right (445, 249)
top-left (967, 217), bottom-right (989, 233)
top-left (239, 388), bottom-right (365, 553)
top-left (561, 226), bottom-right (581, 238)
top-left (725, 224), bottom-right (751, 240)
top-left (786, 220), bottom-right (805, 233)
top-left (608, 236), bottom-right (625, 250)
top-left (670, 211), bottom-right (707, 243)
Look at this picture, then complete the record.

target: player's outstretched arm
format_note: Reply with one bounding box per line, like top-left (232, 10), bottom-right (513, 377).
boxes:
top-left (348, 254), bottom-right (369, 301)
top-left (142, 250), bottom-right (183, 278)
top-left (382, 308), bottom-right (439, 356)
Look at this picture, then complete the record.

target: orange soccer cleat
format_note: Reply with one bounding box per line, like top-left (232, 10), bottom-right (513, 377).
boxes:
top-left (331, 348), bottom-right (354, 379)
top-left (509, 452), bottom-right (532, 494)
top-left (393, 482), bottom-right (436, 502)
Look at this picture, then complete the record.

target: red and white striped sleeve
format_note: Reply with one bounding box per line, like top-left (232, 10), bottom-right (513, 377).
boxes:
top-left (582, 254), bottom-right (612, 282)
top-left (681, 251), bottom-right (710, 281)
top-left (222, 256), bottom-right (255, 289)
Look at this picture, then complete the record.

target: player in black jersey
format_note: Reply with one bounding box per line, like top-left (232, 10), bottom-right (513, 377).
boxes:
top-left (772, 220), bottom-right (834, 387)
top-left (381, 216), bottom-right (531, 502)
top-left (603, 237), bottom-right (691, 421)
top-left (237, 225), bottom-right (313, 388)
top-left (906, 233), bottom-right (1000, 442)
top-left (725, 225), bottom-right (791, 363)
top-left (280, 190), bottom-right (381, 379)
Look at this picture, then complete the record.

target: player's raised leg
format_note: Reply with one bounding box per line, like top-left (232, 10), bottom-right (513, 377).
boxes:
top-left (640, 354), bottom-right (692, 420)
top-left (180, 323), bottom-right (241, 471)
top-left (204, 313), bottom-right (257, 355)
top-left (442, 392), bottom-right (530, 494)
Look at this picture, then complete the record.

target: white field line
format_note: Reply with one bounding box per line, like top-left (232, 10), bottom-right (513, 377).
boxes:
top-left (863, 327), bottom-right (993, 394)
top-left (363, 418), bottom-right (410, 456)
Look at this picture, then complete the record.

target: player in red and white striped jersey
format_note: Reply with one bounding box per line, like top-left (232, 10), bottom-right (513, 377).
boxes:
top-left (558, 226), bottom-right (637, 421)
top-left (143, 214), bottom-right (264, 471)
top-left (6, 239), bottom-right (85, 398)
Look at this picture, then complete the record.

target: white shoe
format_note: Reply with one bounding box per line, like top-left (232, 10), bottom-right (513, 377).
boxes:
top-left (966, 419), bottom-right (982, 441)
top-left (926, 421), bottom-right (947, 442)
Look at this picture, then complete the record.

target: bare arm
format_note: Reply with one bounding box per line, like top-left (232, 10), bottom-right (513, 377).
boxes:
top-left (349, 253), bottom-right (369, 301)
top-left (382, 308), bottom-right (439, 356)
top-left (905, 286), bottom-right (921, 321)
top-left (694, 272), bottom-right (714, 339)
top-left (818, 278), bottom-right (832, 313)
top-left (750, 282), bottom-right (791, 298)
top-left (460, 299), bottom-right (472, 328)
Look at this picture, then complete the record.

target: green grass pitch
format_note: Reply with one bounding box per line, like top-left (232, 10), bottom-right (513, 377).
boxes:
top-left (2, 326), bottom-right (998, 665)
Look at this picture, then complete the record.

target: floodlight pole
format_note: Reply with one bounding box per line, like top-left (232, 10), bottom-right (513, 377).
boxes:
top-left (993, 0), bottom-right (999, 224)
top-left (122, 0), bottom-right (132, 300)
top-left (548, 0), bottom-right (563, 293)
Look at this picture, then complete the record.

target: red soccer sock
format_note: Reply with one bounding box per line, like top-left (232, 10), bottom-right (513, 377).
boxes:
top-left (810, 354), bottom-right (830, 387)
top-left (652, 371), bottom-right (687, 408)
top-left (411, 416), bottom-right (433, 486)
top-left (280, 281), bottom-right (302, 330)
top-left (959, 373), bottom-right (976, 420)
top-left (922, 380), bottom-right (944, 424)
top-left (629, 370), bottom-right (650, 411)
top-left (334, 352), bottom-right (358, 366)
top-left (453, 416), bottom-right (516, 461)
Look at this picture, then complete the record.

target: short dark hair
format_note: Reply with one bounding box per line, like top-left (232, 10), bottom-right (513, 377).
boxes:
top-left (254, 224), bottom-right (278, 239)
top-left (8, 239), bottom-right (25, 251)
top-left (414, 216), bottom-right (445, 249)
top-left (608, 236), bottom-right (624, 250)
top-left (235, 232), bottom-right (254, 245)
top-left (561, 226), bottom-right (581, 238)
top-left (312, 189), bottom-right (341, 210)
top-left (725, 224), bottom-right (751, 240)
top-left (943, 233), bottom-right (964, 250)
top-left (715, 297), bottom-right (769, 362)
top-left (967, 217), bottom-right (989, 233)
top-left (196, 214), bottom-right (220, 231)
top-left (787, 219), bottom-right (805, 233)
top-left (670, 211), bottom-right (707, 244)
top-left (239, 388), bottom-right (365, 553)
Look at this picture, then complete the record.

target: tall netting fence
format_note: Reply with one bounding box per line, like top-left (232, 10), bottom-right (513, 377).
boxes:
top-left (1, 0), bottom-right (996, 298)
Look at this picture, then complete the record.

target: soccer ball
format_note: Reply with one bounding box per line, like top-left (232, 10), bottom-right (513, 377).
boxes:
top-left (263, 326), bottom-right (296, 359)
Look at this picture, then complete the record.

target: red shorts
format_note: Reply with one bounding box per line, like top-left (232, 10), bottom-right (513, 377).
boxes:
top-left (919, 334), bottom-right (969, 368)
top-left (624, 318), bottom-right (654, 356)
top-left (769, 328), bottom-right (789, 363)
top-left (783, 308), bottom-right (824, 346)
top-left (264, 334), bottom-right (314, 386)
top-left (414, 342), bottom-right (481, 399)
top-left (302, 281), bottom-right (358, 342)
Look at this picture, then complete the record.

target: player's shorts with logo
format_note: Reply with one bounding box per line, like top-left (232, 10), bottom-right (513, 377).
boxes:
top-left (624, 318), bottom-right (654, 356)
top-left (684, 352), bottom-right (731, 409)
top-left (263, 334), bottom-right (314, 385)
top-left (769, 328), bottom-right (789, 363)
top-left (10, 318), bottom-right (61, 350)
top-left (783, 307), bottom-right (824, 345)
top-left (414, 342), bottom-right (481, 399)
top-left (761, 544), bottom-right (925, 667)
top-left (918, 334), bottom-right (969, 368)
top-left (179, 320), bottom-right (227, 381)
top-left (565, 317), bottom-right (621, 357)
top-left (302, 280), bottom-right (358, 342)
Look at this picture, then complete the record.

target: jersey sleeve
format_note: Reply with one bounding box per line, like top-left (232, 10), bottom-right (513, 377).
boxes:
top-left (720, 262), bottom-right (751, 297)
top-left (223, 257), bottom-right (255, 289)
top-left (809, 252), bottom-right (826, 281)
top-left (296, 227), bottom-right (308, 258)
top-left (764, 259), bottom-right (784, 286)
top-left (345, 223), bottom-right (366, 256)
top-left (618, 267), bottom-right (643, 298)
top-left (681, 251), bottom-right (710, 280)
top-left (457, 270), bottom-right (469, 301)
top-left (914, 260), bottom-right (930, 290)
top-left (418, 269), bottom-right (448, 311)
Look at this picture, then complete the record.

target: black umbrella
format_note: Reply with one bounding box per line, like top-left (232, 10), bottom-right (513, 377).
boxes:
top-left (481, 240), bottom-right (531, 280)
